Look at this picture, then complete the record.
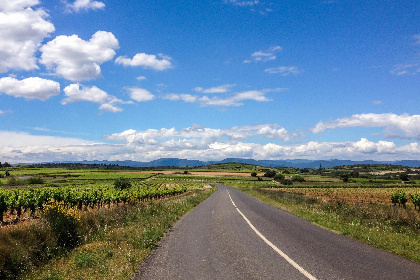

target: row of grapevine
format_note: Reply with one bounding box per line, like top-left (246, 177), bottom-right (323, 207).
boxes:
top-left (390, 190), bottom-right (420, 209)
top-left (0, 182), bottom-right (188, 223)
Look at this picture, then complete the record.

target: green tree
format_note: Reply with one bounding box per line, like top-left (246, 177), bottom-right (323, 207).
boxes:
top-left (264, 170), bottom-right (276, 178)
top-left (273, 173), bottom-right (285, 182)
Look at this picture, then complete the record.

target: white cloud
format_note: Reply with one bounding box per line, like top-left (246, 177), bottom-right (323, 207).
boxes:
top-left (40, 31), bottom-right (119, 81)
top-left (68, 0), bottom-right (105, 12)
top-left (0, 77), bottom-right (60, 100)
top-left (390, 64), bottom-right (420, 76)
top-left (165, 87), bottom-right (279, 107)
top-left (312, 113), bottom-right (420, 140)
top-left (245, 46), bottom-right (282, 63)
top-left (62, 84), bottom-right (130, 112)
top-left (2, 127), bottom-right (419, 163)
top-left (194, 84), bottom-right (236, 93)
top-left (163, 93), bottom-right (198, 103)
top-left (104, 124), bottom-right (295, 146)
top-left (265, 66), bottom-right (303, 75)
top-left (0, 0), bottom-right (55, 73)
top-left (198, 90), bottom-right (271, 106)
top-left (126, 87), bottom-right (155, 102)
top-left (225, 0), bottom-right (260, 7)
top-left (136, 76), bottom-right (147, 81)
top-left (115, 53), bottom-right (173, 71)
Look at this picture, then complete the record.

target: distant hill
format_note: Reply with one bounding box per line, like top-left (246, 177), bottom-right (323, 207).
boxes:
top-left (49, 158), bottom-right (420, 168)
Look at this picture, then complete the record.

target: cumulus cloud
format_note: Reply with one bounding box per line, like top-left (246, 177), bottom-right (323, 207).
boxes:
top-left (0, 77), bottom-right (60, 100)
top-left (126, 87), bottom-right (155, 102)
top-left (265, 66), bottom-right (303, 75)
top-left (68, 0), bottom-right (105, 12)
top-left (312, 113), bottom-right (420, 140)
top-left (40, 31), bottom-right (119, 81)
top-left (104, 124), bottom-right (295, 147)
top-left (0, 0), bottom-right (55, 73)
top-left (163, 93), bottom-right (198, 103)
top-left (244, 46), bottom-right (282, 63)
top-left (194, 84), bottom-right (236, 93)
top-left (2, 127), bottom-right (419, 163)
top-left (164, 87), bottom-right (282, 107)
top-left (115, 53), bottom-right (173, 71)
top-left (62, 84), bottom-right (131, 112)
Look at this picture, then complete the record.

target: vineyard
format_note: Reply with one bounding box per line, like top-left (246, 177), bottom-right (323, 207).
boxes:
top-left (0, 167), bottom-right (208, 225)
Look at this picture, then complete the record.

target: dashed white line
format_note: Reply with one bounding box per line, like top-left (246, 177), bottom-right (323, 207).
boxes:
top-left (227, 190), bottom-right (318, 280)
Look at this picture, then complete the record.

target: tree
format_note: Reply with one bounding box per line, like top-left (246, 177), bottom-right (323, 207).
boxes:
top-left (3, 162), bottom-right (11, 168)
top-left (251, 172), bottom-right (257, 177)
top-left (273, 173), bottom-right (285, 182)
top-left (399, 173), bottom-right (409, 182)
top-left (291, 175), bottom-right (305, 182)
top-left (114, 177), bottom-right (131, 190)
top-left (264, 170), bottom-right (276, 178)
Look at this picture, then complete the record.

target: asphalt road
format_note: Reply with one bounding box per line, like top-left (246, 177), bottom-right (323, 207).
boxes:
top-left (133, 185), bottom-right (420, 280)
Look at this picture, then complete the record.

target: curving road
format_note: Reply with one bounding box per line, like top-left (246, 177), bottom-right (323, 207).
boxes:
top-left (133, 185), bottom-right (420, 280)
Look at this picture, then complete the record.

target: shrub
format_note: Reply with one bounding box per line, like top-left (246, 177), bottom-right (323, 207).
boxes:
top-left (113, 177), bottom-right (131, 190)
top-left (281, 179), bottom-right (293, 185)
top-left (42, 199), bottom-right (81, 249)
top-left (27, 176), bottom-right (44, 185)
top-left (273, 173), bottom-right (285, 182)
top-left (410, 193), bottom-right (420, 211)
top-left (291, 175), bottom-right (305, 182)
top-left (251, 172), bottom-right (257, 177)
top-left (390, 190), bottom-right (408, 208)
top-left (264, 170), bottom-right (277, 178)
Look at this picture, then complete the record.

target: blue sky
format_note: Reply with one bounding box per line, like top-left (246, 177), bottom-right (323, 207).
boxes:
top-left (0, 0), bottom-right (420, 163)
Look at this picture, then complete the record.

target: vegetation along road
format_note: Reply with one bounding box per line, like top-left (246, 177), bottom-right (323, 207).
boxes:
top-left (134, 185), bottom-right (420, 280)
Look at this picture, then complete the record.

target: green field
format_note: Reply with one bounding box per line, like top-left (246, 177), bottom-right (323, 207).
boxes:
top-left (0, 163), bottom-right (419, 279)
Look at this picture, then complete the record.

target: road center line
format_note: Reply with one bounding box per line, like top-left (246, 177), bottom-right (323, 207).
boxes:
top-left (227, 190), bottom-right (318, 280)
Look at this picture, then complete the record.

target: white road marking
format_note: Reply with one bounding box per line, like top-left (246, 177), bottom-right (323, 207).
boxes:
top-left (227, 190), bottom-right (318, 280)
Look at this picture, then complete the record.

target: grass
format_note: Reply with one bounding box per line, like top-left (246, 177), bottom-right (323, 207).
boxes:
top-left (22, 187), bottom-right (216, 280)
top-left (231, 185), bottom-right (420, 262)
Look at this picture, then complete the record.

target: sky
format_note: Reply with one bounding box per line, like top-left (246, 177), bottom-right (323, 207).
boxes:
top-left (0, 0), bottom-right (420, 163)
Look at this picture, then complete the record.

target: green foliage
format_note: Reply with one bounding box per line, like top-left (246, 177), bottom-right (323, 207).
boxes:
top-left (399, 173), bottom-right (409, 181)
top-left (27, 176), bottom-right (45, 185)
top-left (291, 175), bottom-right (305, 182)
top-left (281, 179), bottom-right (293, 185)
top-left (410, 193), bottom-right (420, 210)
top-left (251, 172), bottom-right (257, 177)
top-left (113, 177), bottom-right (132, 190)
top-left (390, 190), bottom-right (408, 207)
top-left (273, 173), bottom-right (284, 182)
top-left (42, 199), bottom-right (81, 249)
top-left (73, 252), bottom-right (97, 268)
top-left (341, 174), bottom-right (349, 182)
top-left (264, 170), bottom-right (277, 178)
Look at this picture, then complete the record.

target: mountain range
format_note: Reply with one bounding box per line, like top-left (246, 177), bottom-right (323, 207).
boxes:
top-left (56, 158), bottom-right (420, 169)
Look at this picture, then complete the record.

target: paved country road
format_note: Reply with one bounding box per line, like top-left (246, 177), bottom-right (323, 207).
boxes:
top-left (133, 185), bottom-right (420, 280)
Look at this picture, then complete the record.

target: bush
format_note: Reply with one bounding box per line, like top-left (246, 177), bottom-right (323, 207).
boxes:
top-left (27, 177), bottom-right (44, 185)
top-left (291, 175), bottom-right (305, 182)
top-left (251, 172), bottom-right (257, 177)
top-left (113, 177), bottom-right (131, 190)
top-left (264, 170), bottom-right (277, 178)
top-left (390, 190), bottom-right (408, 208)
top-left (273, 173), bottom-right (285, 182)
top-left (281, 179), bottom-right (293, 185)
top-left (42, 199), bottom-right (81, 249)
